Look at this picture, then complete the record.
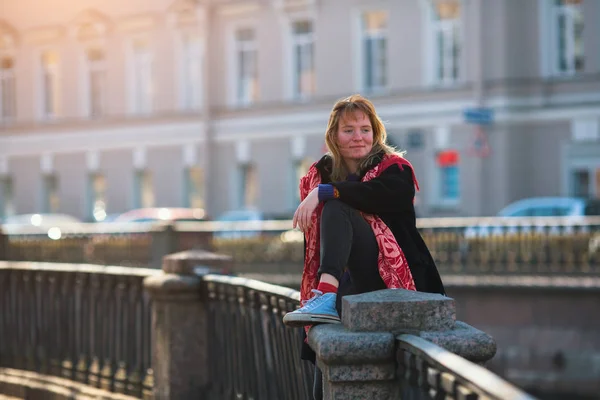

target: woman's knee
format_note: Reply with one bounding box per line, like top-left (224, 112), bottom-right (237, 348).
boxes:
top-left (321, 200), bottom-right (357, 219)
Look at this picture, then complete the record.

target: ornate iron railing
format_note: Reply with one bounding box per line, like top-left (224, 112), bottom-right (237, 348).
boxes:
top-left (397, 334), bottom-right (536, 400)
top-left (202, 274), bottom-right (314, 400)
top-left (2, 217), bottom-right (599, 276)
top-left (0, 262), bottom-right (158, 398)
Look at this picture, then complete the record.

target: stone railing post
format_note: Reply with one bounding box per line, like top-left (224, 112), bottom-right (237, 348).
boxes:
top-left (143, 249), bottom-right (232, 399)
top-left (308, 289), bottom-right (497, 400)
top-left (0, 228), bottom-right (7, 260)
top-left (149, 224), bottom-right (178, 269)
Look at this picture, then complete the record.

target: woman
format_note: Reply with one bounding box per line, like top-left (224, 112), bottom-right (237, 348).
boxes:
top-left (283, 94), bottom-right (445, 327)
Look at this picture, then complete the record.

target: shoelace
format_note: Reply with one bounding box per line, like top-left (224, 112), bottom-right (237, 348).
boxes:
top-left (300, 289), bottom-right (324, 309)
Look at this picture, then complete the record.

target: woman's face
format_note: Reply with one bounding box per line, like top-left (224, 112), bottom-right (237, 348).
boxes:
top-left (336, 111), bottom-right (374, 163)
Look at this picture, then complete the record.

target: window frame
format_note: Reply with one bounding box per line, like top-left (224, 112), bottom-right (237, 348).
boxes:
top-left (540, 0), bottom-right (585, 77)
top-left (81, 46), bottom-right (107, 118)
top-left (37, 49), bottom-right (61, 120)
top-left (421, 0), bottom-right (465, 86)
top-left (227, 23), bottom-right (259, 107)
top-left (289, 18), bottom-right (315, 101)
top-left (127, 36), bottom-right (154, 115)
top-left (177, 30), bottom-right (203, 111)
top-left (357, 9), bottom-right (389, 94)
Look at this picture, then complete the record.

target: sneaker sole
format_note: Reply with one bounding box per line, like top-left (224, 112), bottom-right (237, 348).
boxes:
top-left (282, 313), bottom-right (341, 327)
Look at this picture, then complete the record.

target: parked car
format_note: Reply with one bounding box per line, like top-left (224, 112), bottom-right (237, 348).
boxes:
top-left (464, 197), bottom-right (600, 239)
top-left (1, 213), bottom-right (83, 238)
top-left (213, 209), bottom-right (265, 239)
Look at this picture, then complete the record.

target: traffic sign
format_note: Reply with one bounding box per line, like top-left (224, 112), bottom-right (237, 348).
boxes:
top-left (463, 108), bottom-right (494, 125)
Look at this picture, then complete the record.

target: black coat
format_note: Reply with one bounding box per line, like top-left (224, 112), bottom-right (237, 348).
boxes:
top-left (315, 152), bottom-right (445, 296)
top-left (301, 152), bottom-right (445, 363)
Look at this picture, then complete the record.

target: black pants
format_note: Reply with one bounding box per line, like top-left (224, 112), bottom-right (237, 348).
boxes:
top-left (318, 200), bottom-right (386, 293)
top-left (313, 200), bottom-right (386, 400)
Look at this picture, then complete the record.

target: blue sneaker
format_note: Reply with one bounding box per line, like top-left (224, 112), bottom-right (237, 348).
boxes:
top-left (283, 290), bottom-right (341, 327)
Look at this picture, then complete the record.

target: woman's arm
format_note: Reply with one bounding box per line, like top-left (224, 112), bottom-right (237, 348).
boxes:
top-left (331, 164), bottom-right (415, 214)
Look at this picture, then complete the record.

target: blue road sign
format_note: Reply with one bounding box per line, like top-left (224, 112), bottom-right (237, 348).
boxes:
top-left (463, 108), bottom-right (494, 125)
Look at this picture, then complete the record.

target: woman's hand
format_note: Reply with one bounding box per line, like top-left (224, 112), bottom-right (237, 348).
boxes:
top-left (293, 188), bottom-right (320, 232)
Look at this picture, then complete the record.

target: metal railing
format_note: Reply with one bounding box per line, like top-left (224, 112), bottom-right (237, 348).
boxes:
top-left (203, 274), bottom-right (314, 400)
top-left (0, 262), bottom-right (159, 398)
top-left (397, 335), bottom-right (536, 400)
top-left (0, 260), bottom-right (544, 400)
top-left (2, 216), bottom-right (599, 275)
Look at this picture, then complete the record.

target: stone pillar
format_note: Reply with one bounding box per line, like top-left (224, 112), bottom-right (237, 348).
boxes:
top-left (0, 227), bottom-right (7, 260)
top-left (308, 289), bottom-right (497, 400)
top-left (143, 249), bottom-right (232, 400)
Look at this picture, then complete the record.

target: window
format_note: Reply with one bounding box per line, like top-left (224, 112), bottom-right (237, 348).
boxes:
top-left (238, 163), bottom-right (258, 208)
top-left (88, 173), bottom-right (107, 221)
top-left (430, 0), bottom-right (461, 84)
top-left (569, 166), bottom-right (600, 199)
top-left (551, 0), bottom-right (584, 75)
top-left (0, 175), bottom-right (14, 219)
top-left (0, 56), bottom-right (16, 122)
top-left (184, 167), bottom-right (204, 208)
top-left (235, 28), bottom-right (258, 106)
top-left (180, 32), bottom-right (202, 110)
top-left (571, 169), bottom-right (590, 197)
top-left (133, 170), bottom-right (154, 208)
top-left (41, 51), bottom-right (60, 119)
top-left (361, 11), bottom-right (388, 92)
top-left (42, 174), bottom-right (59, 213)
top-left (436, 150), bottom-right (460, 203)
top-left (440, 165), bottom-right (459, 200)
top-left (131, 38), bottom-right (153, 114)
top-left (291, 20), bottom-right (315, 100)
top-left (85, 48), bottom-right (106, 118)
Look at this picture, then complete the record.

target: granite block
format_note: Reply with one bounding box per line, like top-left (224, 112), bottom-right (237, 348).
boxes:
top-left (309, 324), bottom-right (395, 364)
top-left (162, 249), bottom-right (232, 275)
top-left (418, 321), bottom-right (497, 363)
top-left (342, 289), bottom-right (455, 334)
top-left (324, 381), bottom-right (399, 400)
top-left (319, 361), bottom-right (396, 382)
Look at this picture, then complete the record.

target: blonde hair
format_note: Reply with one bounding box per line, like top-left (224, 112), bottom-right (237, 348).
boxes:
top-left (325, 94), bottom-right (405, 181)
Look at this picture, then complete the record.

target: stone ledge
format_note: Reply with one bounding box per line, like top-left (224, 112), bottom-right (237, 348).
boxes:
top-left (417, 321), bottom-right (497, 364)
top-left (308, 324), bottom-right (395, 365)
top-left (162, 250), bottom-right (232, 275)
top-left (0, 368), bottom-right (139, 400)
top-left (143, 273), bottom-right (202, 301)
top-left (321, 363), bottom-right (396, 383)
top-left (342, 289), bottom-right (455, 334)
top-left (325, 381), bottom-right (397, 400)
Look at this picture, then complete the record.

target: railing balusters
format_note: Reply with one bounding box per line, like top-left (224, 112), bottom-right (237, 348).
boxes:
top-left (0, 264), bottom-right (155, 398)
top-left (126, 277), bottom-right (143, 397)
top-left (203, 276), bottom-right (313, 400)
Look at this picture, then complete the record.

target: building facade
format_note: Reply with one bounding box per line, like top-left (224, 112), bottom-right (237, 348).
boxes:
top-left (0, 0), bottom-right (599, 221)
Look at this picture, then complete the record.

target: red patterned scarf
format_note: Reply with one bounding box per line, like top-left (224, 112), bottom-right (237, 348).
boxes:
top-left (299, 154), bottom-right (418, 308)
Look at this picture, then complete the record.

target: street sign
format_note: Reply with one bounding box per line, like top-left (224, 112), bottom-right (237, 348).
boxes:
top-left (463, 107), bottom-right (494, 125)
